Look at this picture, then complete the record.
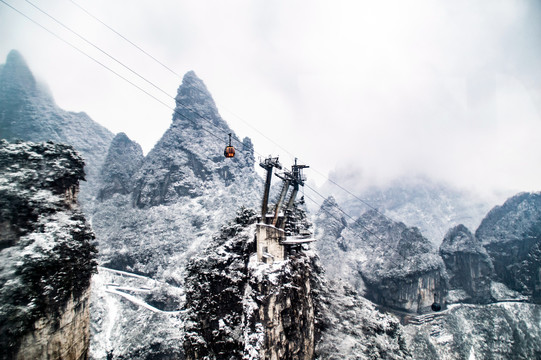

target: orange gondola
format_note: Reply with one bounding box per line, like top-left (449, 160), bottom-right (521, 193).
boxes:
top-left (224, 133), bottom-right (235, 158)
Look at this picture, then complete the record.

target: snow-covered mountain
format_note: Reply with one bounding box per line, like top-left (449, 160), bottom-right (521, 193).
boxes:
top-left (88, 71), bottom-right (264, 358)
top-left (91, 71), bottom-right (262, 281)
top-left (0, 50), bottom-right (114, 204)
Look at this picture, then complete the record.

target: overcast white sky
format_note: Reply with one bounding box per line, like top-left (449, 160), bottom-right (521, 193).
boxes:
top-left (1, 0), bottom-right (540, 198)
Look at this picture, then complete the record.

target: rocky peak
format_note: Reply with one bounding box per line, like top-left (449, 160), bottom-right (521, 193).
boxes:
top-left (0, 50), bottom-right (36, 93)
top-left (132, 71), bottom-right (257, 208)
top-left (98, 132), bottom-right (143, 201)
top-left (397, 226), bottom-right (433, 258)
top-left (441, 224), bottom-right (484, 254)
top-left (174, 71), bottom-right (220, 121)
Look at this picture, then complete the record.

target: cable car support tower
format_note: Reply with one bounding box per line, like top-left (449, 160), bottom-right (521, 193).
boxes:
top-left (256, 157), bottom-right (315, 264)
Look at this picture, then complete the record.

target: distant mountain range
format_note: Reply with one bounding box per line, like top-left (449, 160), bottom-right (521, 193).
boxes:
top-left (319, 174), bottom-right (505, 245)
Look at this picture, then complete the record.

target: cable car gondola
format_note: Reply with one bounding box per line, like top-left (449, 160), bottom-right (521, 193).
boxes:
top-left (224, 133), bottom-right (235, 158)
top-left (431, 293), bottom-right (442, 312)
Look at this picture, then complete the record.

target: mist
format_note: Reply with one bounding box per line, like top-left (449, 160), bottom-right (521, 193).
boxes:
top-left (1, 0), bottom-right (540, 199)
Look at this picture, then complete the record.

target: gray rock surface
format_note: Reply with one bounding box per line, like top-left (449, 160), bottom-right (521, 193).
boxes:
top-left (97, 132), bottom-right (143, 201)
top-left (476, 192), bottom-right (541, 299)
top-left (440, 224), bottom-right (494, 303)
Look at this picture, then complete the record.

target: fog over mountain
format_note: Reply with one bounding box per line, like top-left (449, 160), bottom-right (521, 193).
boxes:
top-left (1, 0), bottom-right (540, 196)
top-left (317, 173), bottom-right (502, 245)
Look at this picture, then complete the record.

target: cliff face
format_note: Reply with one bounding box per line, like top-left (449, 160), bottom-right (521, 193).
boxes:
top-left (17, 288), bottom-right (91, 360)
top-left (244, 254), bottom-right (315, 360)
top-left (476, 192), bottom-right (541, 300)
top-left (0, 140), bottom-right (96, 360)
top-left (184, 208), bottom-right (316, 360)
top-left (440, 225), bottom-right (494, 303)
top-left (183, 208), bottom-right (256, 359)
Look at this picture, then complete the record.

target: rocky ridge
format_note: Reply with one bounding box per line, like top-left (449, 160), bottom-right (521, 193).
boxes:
top-left (476, 192), bottom-right (541, 300)
top-left (320, 175), bottom-right (494, 245)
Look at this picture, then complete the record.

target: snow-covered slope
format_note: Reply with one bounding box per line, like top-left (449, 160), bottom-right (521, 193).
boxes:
top-left (89, 267), bottom-right (184, 359)
top-left (403, 302), bottom-right (541, 359)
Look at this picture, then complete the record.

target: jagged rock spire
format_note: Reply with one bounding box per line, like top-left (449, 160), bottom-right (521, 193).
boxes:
top-left (0, 50), bottom-right (36, 92)
top-left (173, 70), bottom-right (225, 129)
top-left (131, 71), bottom-right (257, 208)
top-left (98, 132), bottom-right (143, 201)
